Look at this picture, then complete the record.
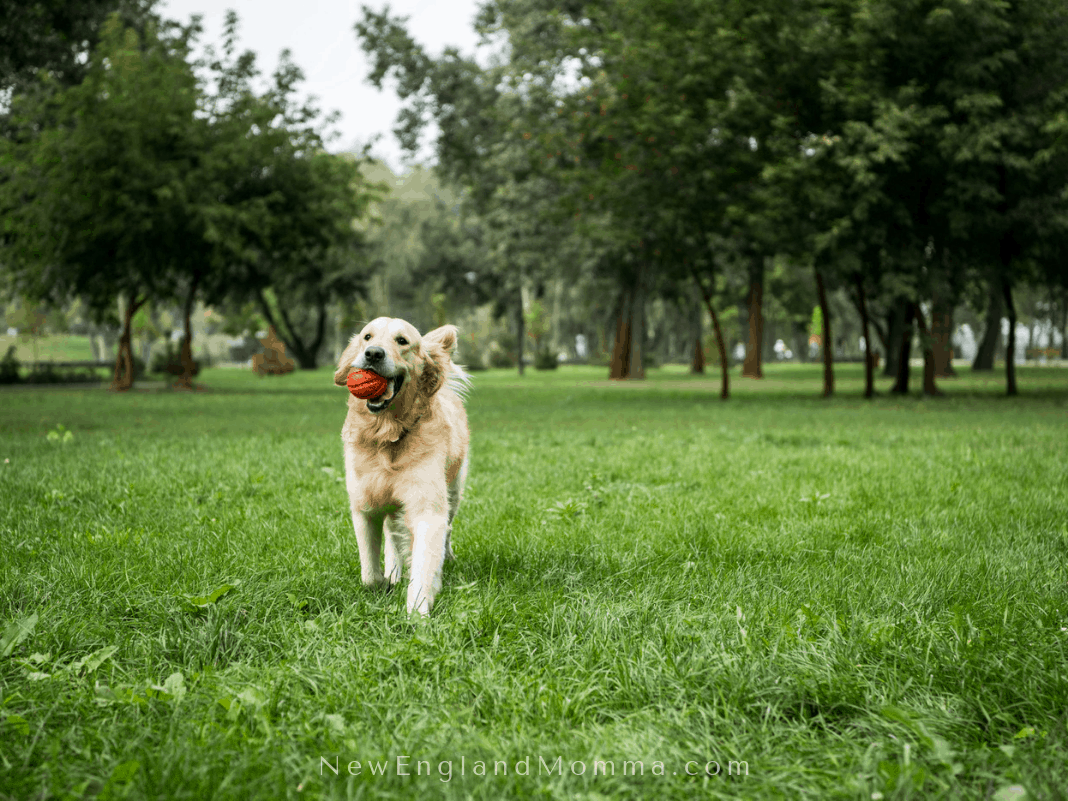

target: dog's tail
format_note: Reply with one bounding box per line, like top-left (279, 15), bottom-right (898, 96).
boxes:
top-left (446, 362), bottom-right (472, 403)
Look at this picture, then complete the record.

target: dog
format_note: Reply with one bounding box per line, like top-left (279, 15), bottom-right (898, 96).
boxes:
top-left (334, 318), bottom-right (470, 616)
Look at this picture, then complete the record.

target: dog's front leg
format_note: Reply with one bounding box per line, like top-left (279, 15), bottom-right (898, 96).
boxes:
top-left (404, 511), bottom-right (449, 616)
top-left (351, 510), bottom-right (386, 588)
top-left (383, 516), bottom-right (409, 587)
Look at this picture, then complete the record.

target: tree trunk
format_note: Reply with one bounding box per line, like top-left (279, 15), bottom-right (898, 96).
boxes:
top-left (255, 289), bottom-right (321, 370)
top-left (281, 300), bottom-right (326, 370)
top-left (609, 291), bottom-right (632, 379)
top-left (1004, 278), bottom-right (1017, 396)
top-left (628, 267), bottom-right (646, 379)
top-left (855, 274), bottom-right (874, 399)
top-left (870, 317), bottom-right (889, 366)
top-left (610, 269), bottom-right (645, 380)
top-left (176, 276), bottom-right (200, 389)
top-left (891, 302), bottom-right (915, 394)
top-left (930, 294), bottom-right (957, 377)
top-left (972, 279), bottom-right (1003, 371)
top-left (691, 338), bottom-right (705, 373)
top-left (111, 294), bottom-right (146, 392)
top-left (883, 299), bottom-right (908, 378)
top-left (690, 269), bottom-right (729, 399)
top-left (690, 288), bottom-right (705, 373)
top-left (1061, 290), bottom-right (1068, 360)
top-left (814, 267), bottom-right (834, 397)
top-left (913, 303), bottom-right (943, 396)
top-left (1059, 290), bottom-right (1068, 358)
top-left (742, 254), bottom-right (764, 378)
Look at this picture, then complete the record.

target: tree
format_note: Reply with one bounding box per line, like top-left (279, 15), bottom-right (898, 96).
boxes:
top-left (0, 0), bottom-right (152, 94)
top-left (834, 0), bottom-right (1068, 397)
top-left (195, 14), bottom-right (379, 371)
top-left (357, 5), bottom-right (518, 372)
top-left (239, 150), bottom-right (375, 370)
top-left (356, 0), bottom-right (1068, 400)
top-left (1, 14), bottom-right (205, 390)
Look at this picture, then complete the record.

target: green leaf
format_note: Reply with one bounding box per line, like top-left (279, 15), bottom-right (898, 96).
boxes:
top-left (162, 671), bottom-right (186, 702)
top-left (1, 613), bottom-right (38, 658)
top-left (879, 705), bottom-right (914, 725)
top-left (70, 645), bottom-right (118, 675)
top-left (100, 759), bottom-right (140, 800)
top-left (180, 581), bottom-right (240, 611)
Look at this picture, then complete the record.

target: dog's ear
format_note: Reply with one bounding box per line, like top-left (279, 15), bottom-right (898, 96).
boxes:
top-left (424, 325), bottom-right (458, 355)
top-left (419, 325), bottom-right (458, 396)
top-left (334, 336), bottom-right (362, 387)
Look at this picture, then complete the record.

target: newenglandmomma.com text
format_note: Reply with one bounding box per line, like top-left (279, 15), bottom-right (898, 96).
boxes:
top-left (320, 754), bottom-right (749, 782)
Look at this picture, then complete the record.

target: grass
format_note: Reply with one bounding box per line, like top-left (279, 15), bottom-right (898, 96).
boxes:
top-left (1, 362), bottom-right (1066, 800)
top-left (0, 335), bottom-right (100, 364)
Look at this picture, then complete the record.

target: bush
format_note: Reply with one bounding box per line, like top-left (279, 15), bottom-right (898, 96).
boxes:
top-left (150, 343), bottom-right (199, 377)
top-left (534, 348), bottom-right (558, 370)
top-left (23, 363), bottom-right (102, 384)
top-left (1, 346), bottom-right (21, 384)
top-left (488, 340), bottom-right (517, 368)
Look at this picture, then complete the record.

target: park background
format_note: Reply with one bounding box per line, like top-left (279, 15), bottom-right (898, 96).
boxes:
top-left (3, 0), bottom-right (1068, 799)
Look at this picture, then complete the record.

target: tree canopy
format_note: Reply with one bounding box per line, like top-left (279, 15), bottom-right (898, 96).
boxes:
top-left (356, 0), bottom-right (1068, 395)
top-left (1, 10), bottom-right (379, 386)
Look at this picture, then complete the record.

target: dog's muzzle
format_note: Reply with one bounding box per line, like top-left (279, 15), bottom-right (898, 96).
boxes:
top-left (365, 372), bottom-right (405, 413)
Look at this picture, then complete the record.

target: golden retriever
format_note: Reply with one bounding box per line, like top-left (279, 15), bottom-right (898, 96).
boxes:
top-left (333, 318), bottom-right (470, 616)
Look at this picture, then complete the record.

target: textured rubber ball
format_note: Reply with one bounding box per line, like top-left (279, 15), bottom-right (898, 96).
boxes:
top-left (347, 369), bottom-right (388, 400)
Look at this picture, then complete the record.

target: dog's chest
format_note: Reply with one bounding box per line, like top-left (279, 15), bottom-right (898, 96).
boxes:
top-left (346, 443), bottom-right (412, 510)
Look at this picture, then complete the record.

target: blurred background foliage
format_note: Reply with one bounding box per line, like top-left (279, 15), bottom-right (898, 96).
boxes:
top-left (1, 0), bottom-right (1067, 395)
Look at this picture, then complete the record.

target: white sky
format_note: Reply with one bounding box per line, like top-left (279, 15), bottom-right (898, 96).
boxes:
top-left (160, 0), bottom-right (484, 172)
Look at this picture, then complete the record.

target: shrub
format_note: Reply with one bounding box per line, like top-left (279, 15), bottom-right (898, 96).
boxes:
top-left (23, 363), bottom-right (101, 384)
top-left (0, 346), bottom-right (21, 384)
top-left (534, 348), bottom-right (558, 370)
top-left (488, 338), bottom-right (517, 368)
top-left (150, 344), bottom-right (199, 377)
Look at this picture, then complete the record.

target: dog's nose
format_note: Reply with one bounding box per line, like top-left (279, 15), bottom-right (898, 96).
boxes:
top-left (364, 346), bottom-right (385, 363)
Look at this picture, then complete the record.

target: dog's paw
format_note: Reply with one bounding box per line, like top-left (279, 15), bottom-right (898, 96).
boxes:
top-left (407, 600), bottom-right (432, 618)
top-left (361, 573), bottom-right (390, 591)
top-left (406, 585), bottom-right (433, 617)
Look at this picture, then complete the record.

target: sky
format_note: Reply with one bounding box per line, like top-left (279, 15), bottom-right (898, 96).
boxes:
top-left (159, 0), bottom-right (484, 172)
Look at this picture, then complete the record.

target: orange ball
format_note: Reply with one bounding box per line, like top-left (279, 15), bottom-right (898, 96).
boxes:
top-left (347, 369), bottom-right (389, 400)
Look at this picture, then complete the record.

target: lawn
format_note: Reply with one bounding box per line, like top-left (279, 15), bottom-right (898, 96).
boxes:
top-left (0, 334), bottom-right (99, 364)
top-left (1, 363), bottom-right (1066, 799)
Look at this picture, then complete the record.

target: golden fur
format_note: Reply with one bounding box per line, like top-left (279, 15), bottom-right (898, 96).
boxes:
top-left (334, 317), bottom-right (470, 615)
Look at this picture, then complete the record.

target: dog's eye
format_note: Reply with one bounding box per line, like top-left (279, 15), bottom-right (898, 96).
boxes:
top-left (363, 333), bottom-right (372, 340)
top-left (396, 337), bottom-right (408, 346)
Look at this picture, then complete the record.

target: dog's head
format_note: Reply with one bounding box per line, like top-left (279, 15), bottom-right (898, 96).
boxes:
top-left (334, 318), bottom-right (458, 416)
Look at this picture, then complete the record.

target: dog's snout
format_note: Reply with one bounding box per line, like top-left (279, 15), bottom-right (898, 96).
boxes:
top-left (364, 346), bottom-right (385, 363)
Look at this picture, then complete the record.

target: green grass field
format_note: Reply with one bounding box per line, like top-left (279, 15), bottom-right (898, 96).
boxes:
top-left (0, 334), bottom-right (99, 364)
top-left (1, 364), bottom-right (1066, 799)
